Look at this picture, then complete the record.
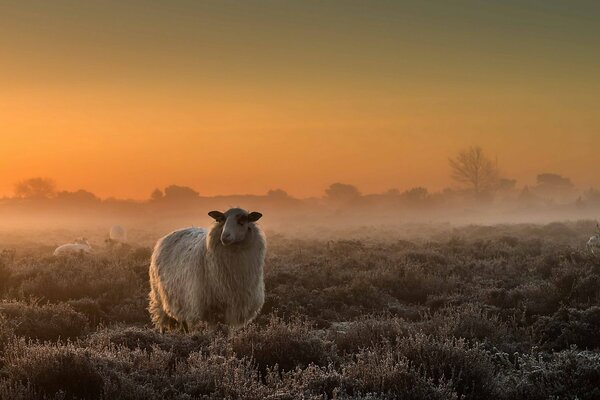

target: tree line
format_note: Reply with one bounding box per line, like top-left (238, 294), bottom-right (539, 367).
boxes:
top-left (6, 146), bottom-right (580, 204)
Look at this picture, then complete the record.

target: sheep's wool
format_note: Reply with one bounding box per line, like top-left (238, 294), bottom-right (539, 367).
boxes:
top-left (148, 224), bottom-right (266, 331)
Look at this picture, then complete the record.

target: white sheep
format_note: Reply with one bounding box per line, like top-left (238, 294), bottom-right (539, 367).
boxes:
top-left (106, 225), bottom-right (128, 249)
top-left (587, 235), bottom-right (600, 254)
top-left (54, 238), bottom-right (93, 256)
top-left (148, 208), bottom-right (265, 332)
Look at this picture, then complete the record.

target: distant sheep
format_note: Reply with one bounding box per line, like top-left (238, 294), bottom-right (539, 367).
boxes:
top-left (588, 235), bottom-right (600, 254)
top-left (106, 225), bottom-right (128, 248)
top-left (148, 208), bottom-right (265, 332)
top-left (54, 238), bottom-right (93, 256)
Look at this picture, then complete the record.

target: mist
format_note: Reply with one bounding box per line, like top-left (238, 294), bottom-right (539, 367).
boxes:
top-left (1, 172), bottom-right (599, 248)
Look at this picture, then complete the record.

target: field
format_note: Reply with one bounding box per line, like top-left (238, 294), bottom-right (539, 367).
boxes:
top-left (1, 222), bottom-right (600, 399)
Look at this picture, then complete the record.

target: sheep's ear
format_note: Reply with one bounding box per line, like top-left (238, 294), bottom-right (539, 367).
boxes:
top-left (208, 211), bottom-right (225, 222)
top-left (248, 212), bottom-right (262, 222)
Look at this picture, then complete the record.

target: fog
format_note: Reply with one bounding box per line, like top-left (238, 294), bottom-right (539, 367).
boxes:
top-left (1, 178), bottom-right (599, 248)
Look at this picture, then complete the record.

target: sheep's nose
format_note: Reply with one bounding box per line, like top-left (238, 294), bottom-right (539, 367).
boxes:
top-left (221, 233), bottom-right (233, 245)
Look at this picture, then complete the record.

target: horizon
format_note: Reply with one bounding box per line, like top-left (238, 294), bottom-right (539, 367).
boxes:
top-left (0, 171), bottom-right (593, 202)
top-left (2, 0), bottom-right (600, 199)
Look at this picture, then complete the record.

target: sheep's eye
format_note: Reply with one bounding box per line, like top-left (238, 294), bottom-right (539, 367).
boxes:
top-left (238, 218), bottom-right (247, 226)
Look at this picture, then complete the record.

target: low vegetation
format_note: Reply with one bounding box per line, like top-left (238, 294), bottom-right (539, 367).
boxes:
top-left (0, 221), bottom-right (599, 399)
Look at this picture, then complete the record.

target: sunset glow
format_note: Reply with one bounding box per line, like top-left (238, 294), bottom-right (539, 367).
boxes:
top-left (1, 1), bottom-right (599, 199)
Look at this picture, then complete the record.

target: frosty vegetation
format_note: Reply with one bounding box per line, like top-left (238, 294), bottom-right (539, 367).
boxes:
top-left (1, 221), bottom-right (600, 399)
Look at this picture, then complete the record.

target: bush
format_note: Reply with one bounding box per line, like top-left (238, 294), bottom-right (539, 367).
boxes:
top-left (88, 325), bottom-right (212, 358)
top-left (0, 258), bottom-right (11, 295)
top-left (341, 345), bottom-right (458, 399)
top-left (268, 350), bottom-right (458, 400)
top-left (67, 297), bottom-right (106, 326)
top-left (533, 306), bottom-right (600, 351)
top-left (505, 349), bottom-right (600, 400)
top-left (510, 282), bottom-right (562, 317)
top-left (0, 301), bottom-right (88, 341)
top-left (329, 316), bottom-right (410, 354)
top-left (9, 257), bottom-right (144, 308)
top-left (0, 314), bottom-right (15, 356)
top-left (2, 341), bottom-right (104, 400)
top-left (231, 316), bottom-right (336, 374)
top-left (395, 333), bottom-right (500, 400)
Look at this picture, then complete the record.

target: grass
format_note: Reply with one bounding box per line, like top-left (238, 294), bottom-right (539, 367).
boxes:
top-left (0, 221), bottom-right (599, 399)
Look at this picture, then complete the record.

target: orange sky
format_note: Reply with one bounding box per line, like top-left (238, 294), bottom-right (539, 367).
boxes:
top-left (1, 1), bottom-right (599, 199)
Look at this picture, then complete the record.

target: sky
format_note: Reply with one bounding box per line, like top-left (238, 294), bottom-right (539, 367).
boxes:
top-left (1, 0), bottom-right (599, 199)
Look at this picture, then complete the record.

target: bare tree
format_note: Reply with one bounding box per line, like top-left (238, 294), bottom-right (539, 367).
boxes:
top-left (14, 177), bottom-right (56, 199)
top-left (449, 146), bottom-right (498, 196)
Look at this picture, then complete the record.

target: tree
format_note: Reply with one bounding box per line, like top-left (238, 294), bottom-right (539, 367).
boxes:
top-left (150, 188), bottom-right (164, 201)
top-left (267, 189), bottom-right (289, 199)
top-left (55, 190), bottom-right (99, 203)
top-left (403, 187), bottom-right (428, 202)
top-left (163, 185), bottom-right (199, 201)
top-left (324, 183), bottom-right (361, 203)
top-left (497, 178), bottom-right (517, 192)
top-left (14, 177), bottom-right (56, 199)
top-left (534, 173), bottom-right (575, 199)
top-left (449, 146), bottom-right (499, 196)
top-left (536, 173), bottom-right (573, 190)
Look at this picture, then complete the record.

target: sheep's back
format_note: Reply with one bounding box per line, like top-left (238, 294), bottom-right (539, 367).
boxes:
top-left (150, 228), bottom-right (209, 321)
top-left (153, 228), bottom-right (207, 270)
top-left (54, 243), bottom-right (92, 256)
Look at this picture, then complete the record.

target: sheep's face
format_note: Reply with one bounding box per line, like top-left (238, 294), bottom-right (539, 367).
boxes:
top-left (208, 208), bottom-right (262, 246)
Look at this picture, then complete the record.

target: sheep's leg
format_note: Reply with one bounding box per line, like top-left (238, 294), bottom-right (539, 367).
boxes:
top-left (148, 286), bottom-right (179, 332)
top-left (181, 320), bottom-right (189, 333)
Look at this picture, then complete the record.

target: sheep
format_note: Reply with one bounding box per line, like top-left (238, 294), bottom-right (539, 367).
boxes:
top-left (587, 223), bottom-right (600, 255)
top-left (54, 238), bottom-right (93, 256)
top-left (587, 235), bottom-right (600, 255)
top-left (148, 208), bottom-right (265, 332)
top-left (105, 225), bottom-right (128, 249)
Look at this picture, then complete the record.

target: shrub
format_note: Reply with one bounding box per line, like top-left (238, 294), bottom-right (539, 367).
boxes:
top-left (341, 345), bottom-right (458, 400)
top-left (88, 325), bottom-right (212, 358)
top-left (533, 306), bottom-right (600, 351)
top-left (0, 314), bottom-right (15, 356)
top-left (330, 316), bottom-right (410, 354)
top-left (0, 301), bottom-right (88, 341)
top-left (425, 304), bottom-right (510, 345)
top-left (509, 282), bottom-right (562, 317)
top-left (395, 333), bottom-right (500, 400)
top-left (0, 258), bottom-right (11, 295)
top-left (231, 316), bottom-right (336, 375)
top-left (571, 274), bottom-right (600, 304)
top-left (2, 341), bottom-right (104, 400)
top-left (185, 352), bottom-right (267, 399)
top-left (372, 265), bottom-right (448, 304)
top-left (9, 257), bottom-right (144, 307)
top-left (505, 349), bottom-right (600, 400)
top-left (0, 379), bottom-right (36, 400)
